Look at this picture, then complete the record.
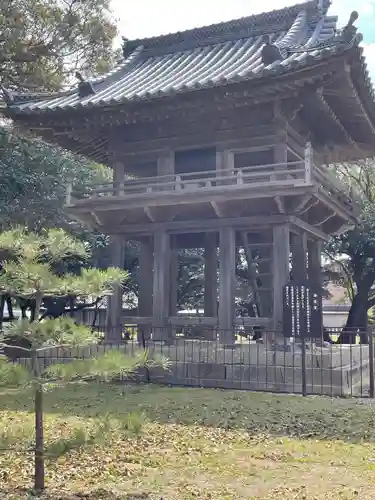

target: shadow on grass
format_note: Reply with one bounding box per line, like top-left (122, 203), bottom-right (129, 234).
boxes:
top-left (1, 382), bottom-right (375, 443)
top-left (0, 487), bottom-right (155, 499)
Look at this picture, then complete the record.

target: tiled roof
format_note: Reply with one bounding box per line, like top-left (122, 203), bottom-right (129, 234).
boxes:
top-left (2, 0), bottom-right (362, 114)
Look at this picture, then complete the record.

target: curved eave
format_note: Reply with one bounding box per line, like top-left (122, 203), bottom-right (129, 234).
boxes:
top-left (5, 48), bottom-right (352, 121)
top-left (333, 51), bottom-right (375, 152)
top-left (349, 46), bottom-right (375, 132)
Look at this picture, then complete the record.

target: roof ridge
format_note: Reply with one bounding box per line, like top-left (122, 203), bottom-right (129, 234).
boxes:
top-left (123, 0), bottom-right (330, 55)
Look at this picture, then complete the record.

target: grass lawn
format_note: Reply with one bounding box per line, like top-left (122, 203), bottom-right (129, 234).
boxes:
top-left (1, 384), bottom-right (375, 499)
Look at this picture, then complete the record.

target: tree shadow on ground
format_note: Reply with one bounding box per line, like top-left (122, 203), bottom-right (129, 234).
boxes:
top-left (0, 487), bottom-right (157, 499)
top-left (1, 382), bottom-right (375, 444)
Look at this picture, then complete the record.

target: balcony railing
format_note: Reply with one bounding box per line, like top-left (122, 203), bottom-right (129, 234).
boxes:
top-left (86, 160), bottom-right (306, 197)
top-left (68, 153), bottom-right (355, 216)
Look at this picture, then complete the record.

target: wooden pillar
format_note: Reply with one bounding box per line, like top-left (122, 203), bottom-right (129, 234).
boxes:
top-left (152, 230), bottom-right (170, 339)
top-left (273, 137), bottom-right (288, 181)
top-left (138, 237), bottom-right (153, 341)
top-left (274, 143), bottom-right (287, 164)
top-left (219, 227), bottom-right (236, 343)
top-left (105, 235), bottom-right (125, 342)
top-left (113, 162), bottom-right (125, 195)
top-left (216, 149), bottom-right (234, 186)
top-left (204, 233), bottom-right (217, 317)
top-left (216, 149), bottom-right (234, 172)
top-left (308, 240), bottom-right (323, 286)
top-left (308, 239), bottom-right (324, 339)
top-left (169, 241), bottom-right (179, 317)
top-left (273, 224), bottom-right (290, 331)
top-left (157, 150), bottom-right (174, 190)
top-left (255, 230), bottom-right (273, 317)
top-left (291, 232), bottom-right (308, 283)
top-left (304, 142), bottom-right (313, 183)
top-left (157, 150), bottom-right (174, 175)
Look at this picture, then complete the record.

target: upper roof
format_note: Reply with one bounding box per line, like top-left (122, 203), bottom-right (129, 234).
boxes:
top-left (3, 0), bottom-right (365, 115)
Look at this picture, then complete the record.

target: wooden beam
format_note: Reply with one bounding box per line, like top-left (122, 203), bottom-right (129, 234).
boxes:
top-left (144, 206), bottom-right (176, 222)
top-left (234, 317), bottom-right (273, 327)
top-left (116, 126), bottom-right (278, 157)
top-left (104, 215), bottom-right (293, 235)
top-left (90, 212), bottom-right (102, 226)
top-left (311, 210), bottom-right (337, 227)
top-left (72, 182), bottom-right (315, 213)
top-left (275, 196), bottom-right (285, 214)
top-left (315, 188), bottom-right (356, 223)
top-left (211, 201), bottom-right (225, 218)
top-left (291, 195), bottom-right (313, 214)
top-left (289, 216), bottom-right (329, 242)
top-left (144, 207), bottom-right (155, 222)
top-left (167, 316), bottom-right (217, 326)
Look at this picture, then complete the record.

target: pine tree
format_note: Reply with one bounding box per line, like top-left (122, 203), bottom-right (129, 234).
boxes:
top-left (0, 228), bottom-right (169, 492)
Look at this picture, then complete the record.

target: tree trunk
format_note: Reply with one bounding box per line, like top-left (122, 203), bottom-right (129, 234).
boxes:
top-left (0, 294), bottom-right (5, 328)
top-left (337, 292), bottom-right (369, 344)
top-left (32, 292), bottom-right (45, 492)
top-left (31, 344), bottom-right (44, 492)
top-left (34, 384), bottom-right (44, 492)
top-left (6, 296), bottom-right (14, 320)
top-left (0, 295), bottom-right (15, 327)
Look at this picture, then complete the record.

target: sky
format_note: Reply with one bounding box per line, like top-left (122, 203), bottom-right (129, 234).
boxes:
top-left (110, 0), bottom-right (375, 78)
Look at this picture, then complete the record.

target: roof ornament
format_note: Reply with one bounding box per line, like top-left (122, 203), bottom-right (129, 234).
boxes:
top-left (0, 85), bottom-right (14, 104)
top-left (340, 11), bottom-right (359, 42)
top-left (75, 71), bottom-right (96, 98)
top-left (122, 37), bottom-right (129, 56)
top-left (261, 35), bottom-right (284, 66)
top-left (317, 0), bottom-right (325, 19)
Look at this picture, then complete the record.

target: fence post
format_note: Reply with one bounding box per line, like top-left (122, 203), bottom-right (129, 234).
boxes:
top-left (140, 327), bottom-right (151, 383)
top-left (369, 326), bottom-right (374, 398)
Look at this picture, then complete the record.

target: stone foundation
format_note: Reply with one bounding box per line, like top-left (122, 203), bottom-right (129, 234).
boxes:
top-left (18, 340), bottom-right (371, 397)
top-left (145, 341), bottom-right (371, 397)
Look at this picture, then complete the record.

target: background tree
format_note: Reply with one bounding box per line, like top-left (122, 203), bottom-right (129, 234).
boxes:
top-left (0, 0), bottom-right (118, 93)
top-left (0, 127), bottom-right (111, 232)
top-left (0, 128), bottom-right (115, 324)
top-left (324, 159), bottom-right (375, 343)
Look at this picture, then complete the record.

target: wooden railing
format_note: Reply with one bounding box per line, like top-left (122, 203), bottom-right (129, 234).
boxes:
top-left (69, 158), bottom-right (355, 214)
top-left (76, 161), bottom-right (306, 198)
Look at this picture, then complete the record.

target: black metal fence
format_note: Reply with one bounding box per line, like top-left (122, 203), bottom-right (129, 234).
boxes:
top-left (7, 325), bottom-right (375, 399)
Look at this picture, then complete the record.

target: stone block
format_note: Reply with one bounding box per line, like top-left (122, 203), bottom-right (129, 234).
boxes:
top-left (310, 345), bottom-right (369, 369)
top-left (186, 362), bottom-right (226, 382)
top-left (150, 363), bottom-right (185, 383)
